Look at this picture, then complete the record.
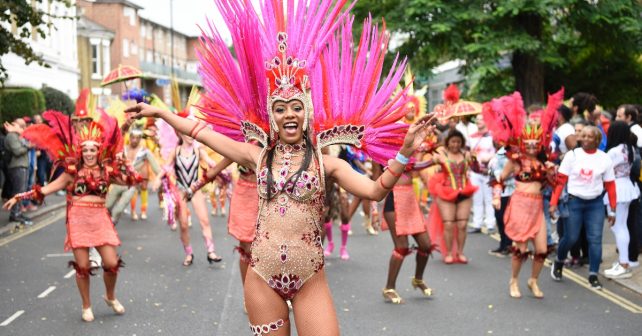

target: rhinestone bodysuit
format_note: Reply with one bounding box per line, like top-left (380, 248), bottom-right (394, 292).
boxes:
top-left (251, 142), bottom-right (325, 301)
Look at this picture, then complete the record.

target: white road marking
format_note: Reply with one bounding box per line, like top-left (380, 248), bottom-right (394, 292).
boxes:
top-left (0, 310), bottom-right (25, 326)
top-left (46, 253), bottom-right (73, 258)
top-left (215, 259), bottom-right (240, 335)
top-left (37, 286), bottom-right (56, 299)
top-left (64, 270), bottom-right (76, 279)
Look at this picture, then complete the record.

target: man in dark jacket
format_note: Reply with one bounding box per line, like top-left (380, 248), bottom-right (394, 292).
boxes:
top-left (3, 118), bottom-right (33, 225)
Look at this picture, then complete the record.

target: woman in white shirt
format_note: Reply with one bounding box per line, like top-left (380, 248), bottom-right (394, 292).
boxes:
top-left (550, 126), bottom-right (617, 290)
top-left (603, 121), bottom-right (639, 279)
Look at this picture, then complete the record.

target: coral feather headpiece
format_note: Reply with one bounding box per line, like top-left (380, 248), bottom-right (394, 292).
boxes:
top-left (77, 122), bottom-right (104, 148)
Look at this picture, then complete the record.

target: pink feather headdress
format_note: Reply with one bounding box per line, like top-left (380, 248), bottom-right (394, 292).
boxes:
top-left (196, 0), bottom-right (411, 164)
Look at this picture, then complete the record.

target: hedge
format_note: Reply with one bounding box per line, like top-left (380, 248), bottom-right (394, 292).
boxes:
top-left (41, 86), bottom-right (74, 115)
top-left (0, 88), bottom-right (45, 123)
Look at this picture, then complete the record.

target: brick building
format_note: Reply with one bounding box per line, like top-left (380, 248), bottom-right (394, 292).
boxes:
top-left (77, 0), bottom-right (199, 105)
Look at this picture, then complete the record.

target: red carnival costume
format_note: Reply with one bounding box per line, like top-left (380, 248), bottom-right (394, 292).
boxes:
top-left (12, 89), bottom-right (140, 321)
top-left (484, 88), bottom-right (564, 298)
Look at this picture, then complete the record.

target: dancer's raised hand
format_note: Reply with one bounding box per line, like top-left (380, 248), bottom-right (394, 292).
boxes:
top-left (125, 103), bottom-right (166, 120)
top-left (400, 113), bottom-right (437, 155)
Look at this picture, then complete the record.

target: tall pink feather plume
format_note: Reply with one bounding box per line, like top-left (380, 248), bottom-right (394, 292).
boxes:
top-left (197, 1), bottom-right (269, 140)
top-left (42, 110), bottom-right (73, 145)
top-left (484, 92), bottom-right (526, 144)
top-left (540, 87), bottom-right (564, 144)
top-left (21, 124), bottom-right (66, 161)
top-left (260, 0), bottom-right (353, 67)
top-left (157, 118), bottom-right (179, 160)
top-left (311, 15), bottom-right (410, 164)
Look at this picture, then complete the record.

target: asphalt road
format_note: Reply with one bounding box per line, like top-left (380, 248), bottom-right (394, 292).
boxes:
top-left (1, 196), bottom-right (642, 336)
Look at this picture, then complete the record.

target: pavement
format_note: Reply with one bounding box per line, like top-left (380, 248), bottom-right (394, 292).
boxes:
top-left (4, 192), bottom-right (640, 296)
top-left (1, 193), bottom-right (642, 335)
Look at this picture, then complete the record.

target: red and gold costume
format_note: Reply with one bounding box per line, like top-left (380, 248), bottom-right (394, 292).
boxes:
top-left (17, 92), bottom-right (141, 253)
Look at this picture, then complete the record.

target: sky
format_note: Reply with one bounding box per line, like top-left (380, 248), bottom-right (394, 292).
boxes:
top-left (131, 0), bottom-right (229, 39)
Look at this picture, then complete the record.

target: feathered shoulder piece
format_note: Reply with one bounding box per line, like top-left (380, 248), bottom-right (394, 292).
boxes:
top-left (482, 92), bottom-right (526, 146)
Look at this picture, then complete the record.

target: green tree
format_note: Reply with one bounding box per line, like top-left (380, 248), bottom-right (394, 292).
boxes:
top-left (0, 1), bottom-right (74, 85)
top-left (353, 0), bottom-right (642, 107)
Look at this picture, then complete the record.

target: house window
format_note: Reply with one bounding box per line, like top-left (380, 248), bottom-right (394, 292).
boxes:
top-left (123, 38), bottom-right (129, 57)
top-left (146, 50), bottom-right (153, 63)
top-left (123, 7), bottom-right (136, 26)
top-left (102, 40), bottom-right (110, 76)
top-left (91, 44), bottom-right (100, 76)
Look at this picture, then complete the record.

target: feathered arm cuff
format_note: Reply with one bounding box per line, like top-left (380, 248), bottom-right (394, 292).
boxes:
top-left (14, 185), bottom-right (45, 204)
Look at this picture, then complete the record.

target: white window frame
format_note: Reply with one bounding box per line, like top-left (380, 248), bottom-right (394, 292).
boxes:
top-left (90, 37), bottom-right (102, 80)
top-left (122, 38), bottom-right (129, 58)
top-left (102, 39), bottom-right (110, 76)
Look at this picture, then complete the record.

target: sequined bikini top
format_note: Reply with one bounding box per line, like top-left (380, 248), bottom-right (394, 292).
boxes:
top-left (515, 158), bottom-right (547, 183)
top-left (71, 167), bottom-right (109, 197)
top-left (257, 142), bottom-right (322, 202)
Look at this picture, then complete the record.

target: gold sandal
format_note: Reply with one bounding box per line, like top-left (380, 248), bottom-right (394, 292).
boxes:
top-left (527, 278), bottom-right (544, 299)
top-left (509, 278), bottom-right (521, 298)
top-left (382, 288), bottom-right (404, 304)
top-left (411, 278), bottom-right (433, 297)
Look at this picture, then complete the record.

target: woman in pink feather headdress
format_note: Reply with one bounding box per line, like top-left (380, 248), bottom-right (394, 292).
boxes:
top-left (126, 1), bottom-right (436, 333)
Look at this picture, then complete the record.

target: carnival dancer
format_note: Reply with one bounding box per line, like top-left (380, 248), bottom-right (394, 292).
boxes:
top-left (3, 108), bottom-right (140, 322)
top-left (428, 130), bottom-right (478, 264)
top-left (153, 87), bottom-right (223, 267)
top-left (126, 0), bottom-right (433, 332)
top-left (486, 90), bottom-right (563, 298)
top-left (105, 127), bottom-right (161, 223)
top-left (380, 156), bottom-right (435, 304)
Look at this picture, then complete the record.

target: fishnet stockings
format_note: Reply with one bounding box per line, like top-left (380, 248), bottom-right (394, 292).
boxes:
top-left (244, 268), bottom-right (339, 336)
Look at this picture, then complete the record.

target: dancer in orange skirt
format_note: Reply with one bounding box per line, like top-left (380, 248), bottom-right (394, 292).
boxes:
top-left (380, 157), bottom-right (435, 304)
top-left (486, 90), bottom-right (563, 298)
top-left (4, 106), bottom-right (140, 322)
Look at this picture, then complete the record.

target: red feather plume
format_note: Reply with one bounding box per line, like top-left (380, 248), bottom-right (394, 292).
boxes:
top-left (540, 87), bottom-right (564, 145)
top-left (443, 84), bottom-right (460, 104)
top-left (21, 124), bottom-right (66, 162)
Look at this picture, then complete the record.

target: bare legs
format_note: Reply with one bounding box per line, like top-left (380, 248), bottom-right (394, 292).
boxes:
top-left (71, 248), bottom-right (92, 309)
top-left (510, 220), bottom-right (547, 298)
top-left (178, 190), bottom-right (220, 265)
top-left (382, 210), bottom-right (433, 303)
top-left (436, 197), bottom-right (472, 263)
top-left (70, 245), bottom-right (124, 320)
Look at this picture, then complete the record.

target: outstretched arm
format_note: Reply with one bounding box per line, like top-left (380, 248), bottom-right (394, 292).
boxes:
top-left (125, 103), bottom-right (260, 170)
top-left (2, 172), bottom-right (72, 209)
top-left (326, 115), bottom-right (436, 201)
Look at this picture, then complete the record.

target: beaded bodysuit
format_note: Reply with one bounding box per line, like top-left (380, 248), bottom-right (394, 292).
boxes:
top-left (250, 142), bottom-right (326, 301)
